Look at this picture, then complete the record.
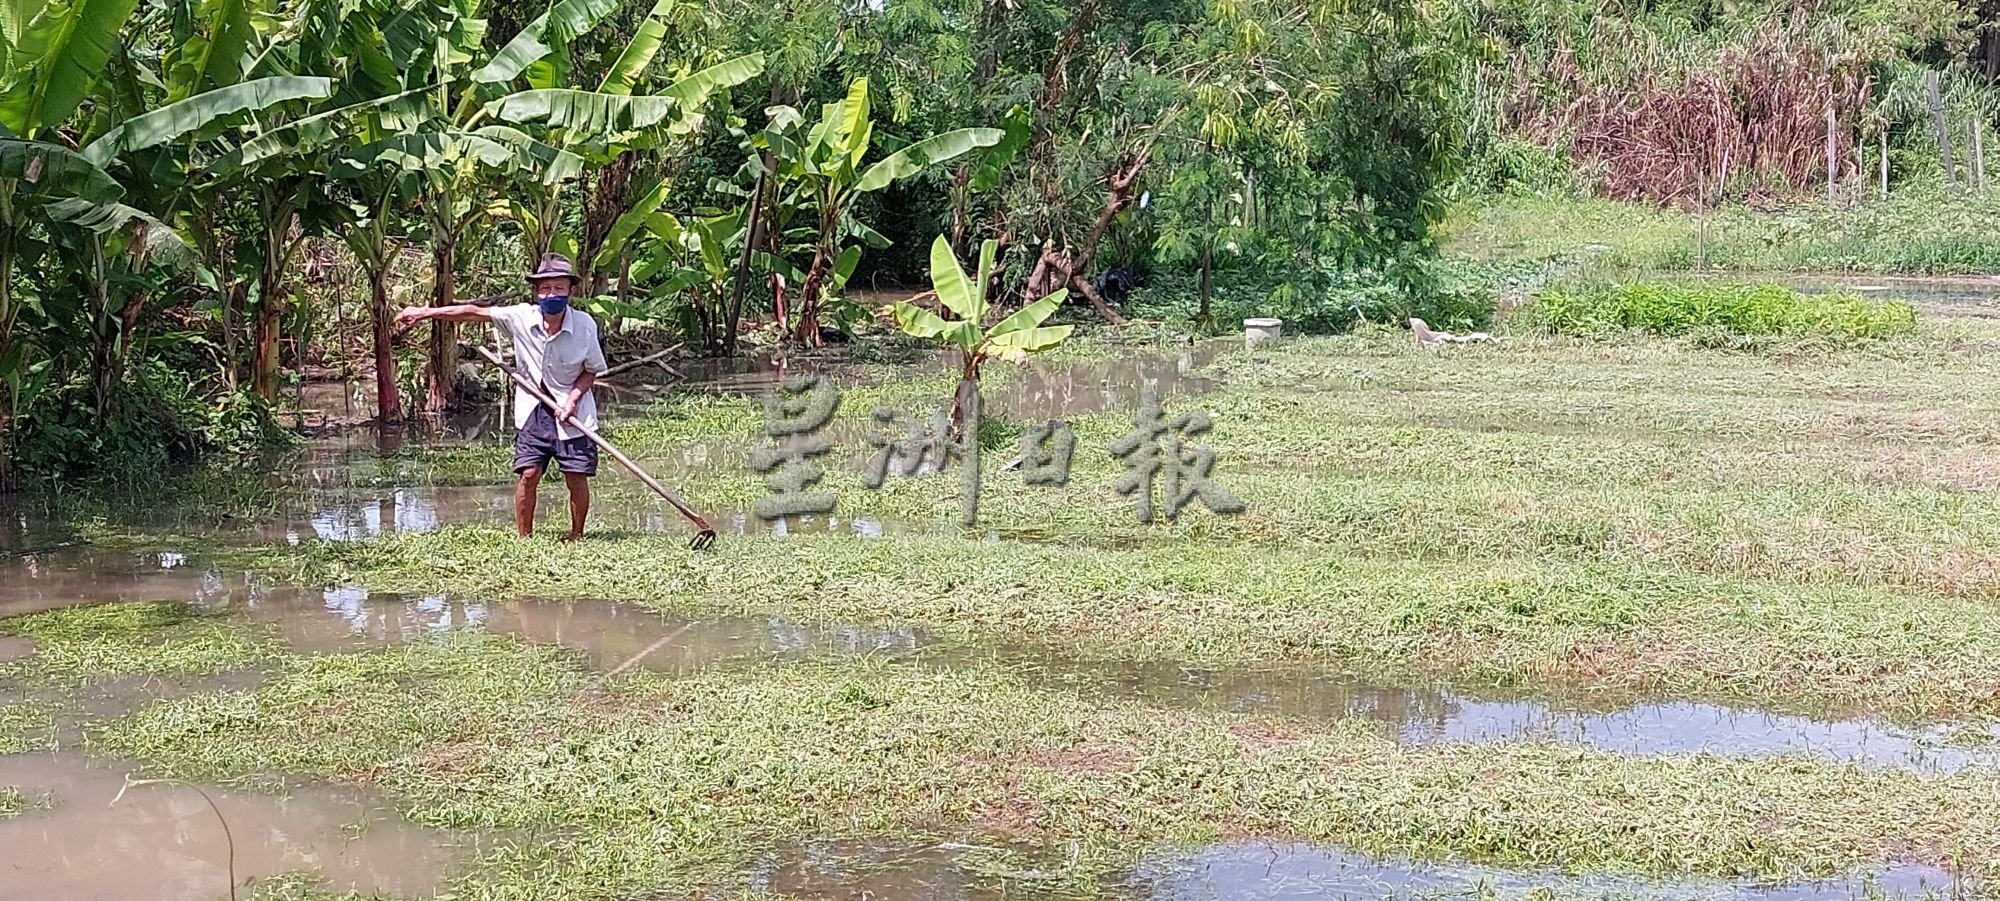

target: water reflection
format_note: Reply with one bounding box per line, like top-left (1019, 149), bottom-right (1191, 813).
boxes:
top-left (0, 752), bottom-right (476, 900)
top-left (753, 838), bottom-right (1971, 901)
top-left (239, 588), bottom-right (933, 674)
top-left (1130, 841), bottom-right (1967, 901)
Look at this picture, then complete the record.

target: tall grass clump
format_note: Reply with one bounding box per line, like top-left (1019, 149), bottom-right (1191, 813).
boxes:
top-left (1532, 282), bottom-right (1917, 341)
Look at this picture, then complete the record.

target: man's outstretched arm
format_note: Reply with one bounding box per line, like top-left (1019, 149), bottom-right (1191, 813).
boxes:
top-left (394, 304), bottom-right (495, 329)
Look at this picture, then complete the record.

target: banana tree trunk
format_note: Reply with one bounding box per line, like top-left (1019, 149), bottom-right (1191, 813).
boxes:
top-left (222, 282), bottom-right (242, 391)
top-left (426, 240), bottom-right (458, 413)
top-left (796, 243), bottom-right (828, 348)
top-left (582, 153), bottom-right (636, 295)
top-left (369, 262), bottom-right (402, 422)
top-left (86, 240), bottom-right (118, 418)
top-left (0, 234), bottom-right (12, 491)
top-left (0, 397), bottom-right (12, 493)
top-left (251, 298), bottom-right (284, 400)
top-left (251, 207), bottom-right (296, 401)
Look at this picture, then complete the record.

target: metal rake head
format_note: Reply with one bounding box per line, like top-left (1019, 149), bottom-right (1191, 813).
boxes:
top-left (688, 528), bottom-right (718, 552)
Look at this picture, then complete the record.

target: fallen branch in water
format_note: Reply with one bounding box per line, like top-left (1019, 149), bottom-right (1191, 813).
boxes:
top-left (602, 343), bottom-right (685, 378)
top-left (114, 775), bottom-right (237, 901)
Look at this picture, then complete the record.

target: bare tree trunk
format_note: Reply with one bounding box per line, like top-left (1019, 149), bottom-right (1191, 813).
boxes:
top-left (1928, 70), bottom-right (1956, 189)
top-left (726, 169), bottom-right (768, 357)
top-left (1198, 238), bottom-right (1213, 324)
top-left (426, 241), bottom-right (458, 413)
top-left (369, 263), bottom-right (402, 422)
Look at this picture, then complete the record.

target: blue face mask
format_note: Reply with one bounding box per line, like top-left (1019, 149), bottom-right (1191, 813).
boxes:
top-left (537, 295), bottom-right (570, 316)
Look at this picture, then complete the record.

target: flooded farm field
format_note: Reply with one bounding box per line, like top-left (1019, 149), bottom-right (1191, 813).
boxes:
top-left (9, 311), bottom-right (2000, 899)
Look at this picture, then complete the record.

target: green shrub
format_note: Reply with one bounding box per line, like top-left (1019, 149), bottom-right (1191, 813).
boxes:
top-left (15, 361), bottom-right (299, 486)
top-left (1531, 281), bottom-right (1918, 341)
top-left (1123, 260), bottom-right (1501, 337)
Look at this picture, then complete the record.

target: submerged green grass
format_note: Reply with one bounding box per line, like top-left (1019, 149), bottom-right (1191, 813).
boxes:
top-left (93, 637), bottom-right (2000, 899)
top-left (285, 527), bottom-right (2000, 719)
top-left (0, 703), bottom-right (55, 755)
top-left (0, 602), bottom-right (278, 684)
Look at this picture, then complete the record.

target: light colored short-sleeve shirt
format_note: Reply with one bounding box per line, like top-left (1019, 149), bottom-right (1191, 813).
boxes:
top-left (489, 304), bottom-right (608, 441)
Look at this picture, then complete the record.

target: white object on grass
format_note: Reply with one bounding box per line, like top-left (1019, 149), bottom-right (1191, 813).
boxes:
top-left (1244, 317), bottom-right (1282, 348)
top-left (1409, 317), bottom-right (1500, 347)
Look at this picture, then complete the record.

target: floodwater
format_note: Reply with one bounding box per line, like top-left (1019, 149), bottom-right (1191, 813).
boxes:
top-left (976, 652), bottom-right (2000, 774)
top-left (981, 340), bottom-right (1227, 421)
top-left (754, 839), bottom-right (1970, 900)
top-left (105, 581), bottom-right (2000, 774)
top-left (4, 540), bottom-right (1997, 774)
top-left (239, 588), bottom-right (932, 673)
top-left (0, 545), bottom-right (247, 619)
top-left (0, 752), bottom-right (471, 900)
top-left (1130, 841), bottom-right (1967, 901)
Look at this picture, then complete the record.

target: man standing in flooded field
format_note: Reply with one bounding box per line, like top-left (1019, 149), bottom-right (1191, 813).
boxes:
top-left (395, 253), bottom-right (609, 541)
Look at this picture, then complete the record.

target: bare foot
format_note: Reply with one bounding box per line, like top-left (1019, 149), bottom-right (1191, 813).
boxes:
top-left (559, 531), bottom-right (584, 542)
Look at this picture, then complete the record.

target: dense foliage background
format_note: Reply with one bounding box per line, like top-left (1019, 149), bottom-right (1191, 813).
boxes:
top-left (9, 0), bottom-right (2000, 486)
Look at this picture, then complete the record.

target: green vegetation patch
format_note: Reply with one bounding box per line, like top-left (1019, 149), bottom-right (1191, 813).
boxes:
top-left (0, 703), bottom-right (56, 755)
top-left (1445, 193), bottom-right (2000, 275)
top-left (101, 632), bottom-right (584, 780)
top-left (282, 527), bottom-right (2000, 719)
top-left (90, 645), bottom-right (2000, 898)
top-left (0, 602), bottom-right (279, 684)
top-left (1533, 282), bottom-right (1917, 342)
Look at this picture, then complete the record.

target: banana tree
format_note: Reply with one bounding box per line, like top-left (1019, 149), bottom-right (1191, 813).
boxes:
top-left (75, 0), bottom-right (349, 402)
top-left (0, 0), bottom-right (148, 484)
top-left (487, 39), bottom-right (766, 294)
top-left (893, 235), bottom-right (1073, 431)
top-left (754, 78), bottom-right (1003, 347)
top-left (321, 0), bottom-right (601, 412)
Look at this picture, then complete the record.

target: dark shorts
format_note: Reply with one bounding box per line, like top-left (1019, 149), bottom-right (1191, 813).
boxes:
top-left (514, 406), bottom-right (598, 476)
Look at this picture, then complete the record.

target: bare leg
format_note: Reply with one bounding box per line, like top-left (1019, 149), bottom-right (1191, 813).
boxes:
top-left (563, 472), bottom-right (590, 540)
top-left (515, 467), bottom-right (540, 538)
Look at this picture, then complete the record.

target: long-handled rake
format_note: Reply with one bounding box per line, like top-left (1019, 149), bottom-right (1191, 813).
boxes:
top-left (476, 344), bottom-right (717, 550)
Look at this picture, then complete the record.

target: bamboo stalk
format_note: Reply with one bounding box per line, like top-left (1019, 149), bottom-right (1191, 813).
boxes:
top-left (1825, 106), bottom-right (1838, 205)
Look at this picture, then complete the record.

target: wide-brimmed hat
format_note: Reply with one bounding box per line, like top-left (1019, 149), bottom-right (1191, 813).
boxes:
top-left (526, 252), bottom-right (582, 288)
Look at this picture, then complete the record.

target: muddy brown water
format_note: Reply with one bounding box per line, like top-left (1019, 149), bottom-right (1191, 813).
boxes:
top-left (0, 751), bottom-right (474, 900)
top-left (755, 838), bottom-right (1971, 900)
top-left (0, 546), bottom-right (245, 619)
